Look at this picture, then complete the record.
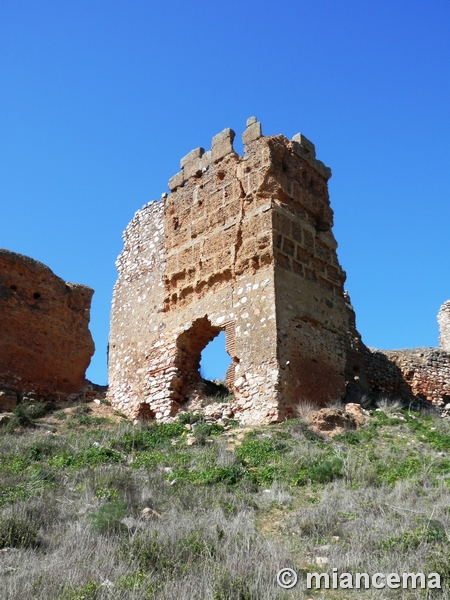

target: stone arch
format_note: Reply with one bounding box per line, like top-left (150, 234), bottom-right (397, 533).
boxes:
top-left (174, 316), bottom-right (237, 403)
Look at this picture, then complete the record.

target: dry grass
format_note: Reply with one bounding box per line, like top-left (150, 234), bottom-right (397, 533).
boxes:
top-left (1, 399), bottom-right (450, 598)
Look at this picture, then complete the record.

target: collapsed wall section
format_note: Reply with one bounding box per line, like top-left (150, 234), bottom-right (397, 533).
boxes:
top-left (0, 249), bottom-right (94, 398)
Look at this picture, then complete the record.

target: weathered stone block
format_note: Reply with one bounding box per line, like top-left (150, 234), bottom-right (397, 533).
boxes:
top-left (180, 147), bottom-right (205, 169)
top-left (242, 121), bottom-right (262, 145)
top-left (168, 171), bottom-right (185, 192)
top-left (183, 157), bottom-right (202, 180)
top-left (292, 133), bottom-right (316, 157)
top-left (211, 128), bottom-right (236, 162)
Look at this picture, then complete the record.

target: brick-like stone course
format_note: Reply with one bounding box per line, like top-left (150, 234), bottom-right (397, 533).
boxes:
top-left (109, 119), bottom-right (363, 423)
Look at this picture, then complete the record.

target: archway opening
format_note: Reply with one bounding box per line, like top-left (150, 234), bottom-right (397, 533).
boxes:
top-left (200, 331), bottom-right (232, 382)
top-left (175, 317), bottom-right (235, 404)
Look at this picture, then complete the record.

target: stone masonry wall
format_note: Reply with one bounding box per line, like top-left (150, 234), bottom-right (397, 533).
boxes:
top-left (109, 118), bottom-right (362, 424)
top-left (0, 249), bottom-right (95, 398)
top-left (365, 347), bottom-right (450, 406)
top-left (438, 300), bottom-right (450, 351)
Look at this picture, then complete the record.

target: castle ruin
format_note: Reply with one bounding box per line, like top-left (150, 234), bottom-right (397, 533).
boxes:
top-left (108, 119), bottom-right (366, 423)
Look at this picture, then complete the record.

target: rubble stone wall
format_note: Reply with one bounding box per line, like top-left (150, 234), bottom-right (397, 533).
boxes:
top-left (0, 249), bottom-right (95, 398)
top-left (109, 119), bottom-right (360, 423)
top-left (365, 347), bottom-right (450, 406)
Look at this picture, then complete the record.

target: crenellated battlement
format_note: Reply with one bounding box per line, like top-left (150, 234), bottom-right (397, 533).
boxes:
top-left (168, 118), bottom-right (331, 193)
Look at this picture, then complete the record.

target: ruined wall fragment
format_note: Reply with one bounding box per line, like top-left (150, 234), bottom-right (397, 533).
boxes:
top-left (109, 119), bottom-right (362, 423)
top-left (365, 347), bottom-right (450, 406)
top-left (438, 300), bottom-right (450, 351)
top-left (0, 249), bottom-right (95, 398)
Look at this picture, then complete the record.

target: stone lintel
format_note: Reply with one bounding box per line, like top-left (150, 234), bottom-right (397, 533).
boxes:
top-left (211, 128), bottom-right (236, 162)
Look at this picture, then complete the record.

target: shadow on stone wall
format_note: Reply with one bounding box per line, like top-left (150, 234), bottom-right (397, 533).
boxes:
top-left (363, 346), bottom-right (450, 409)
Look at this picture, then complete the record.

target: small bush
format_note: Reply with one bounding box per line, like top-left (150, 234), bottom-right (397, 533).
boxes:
top-left (114, 422), bottom-right (186, 452)
top-left (213, 573), bottom-right (251, 600)
top-left (127, 528), bottom-right (216, 575)
top-left (293, 457), bottom-right (343, 485)
top-left (177, 411), bottom-right (203, 425)
top-left (0, 514), bottom-right (40, 548)
top-left (193, 422), bottom-right (224, 445)
top-left (89, 500), bottom-right (128, 534)
top-left (8, 402), bottom-right (48, 429)
top-left (58, 579), bottom-right (100, 600)
top-left (237, 437), bottom-right (288, 467)
top-left (73, 404), bottom-right (92, 415)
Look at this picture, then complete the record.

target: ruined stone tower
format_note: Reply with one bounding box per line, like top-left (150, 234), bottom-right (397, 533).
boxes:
top-left (108, 119), bottom-right (362, 423)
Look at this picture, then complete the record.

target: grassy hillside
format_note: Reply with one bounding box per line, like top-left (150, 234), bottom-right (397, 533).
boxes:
top-left (1, 400), bottom-right (450, 599)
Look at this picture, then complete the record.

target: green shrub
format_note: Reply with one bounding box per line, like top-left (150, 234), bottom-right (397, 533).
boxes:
top-left (293, 457), bottom-right (343, 486)
top-left (0, 514), bottom-right (40, 548)
top-left (213, 573), bottom-right (251, 600)
top-left (68, 415), bottom-right (111, 427)
top-left (114, 422), bottom-right (186, 452)
top-left (376, 455), bottom-right (424, 485)
top-left (128, 529), bottom-right (216, 574)
top-left (58, 579), bottom-right (100, 600)
top-left (237, 437), bottom-right (287, 467)
top-left (89, 500), bottom-right (128, 534)
top-left (127, 531), bottom-right (175, 573)
top-left (0, 484), bottom-right (29, 507)
top-left (49, 446), bottom-right (123, 470)
top-left (193, 422), bottom-right (224, 445)
top-left (334, 431), bottom-right (361, 445)
top-left (114, 570), bottom-right (147, 591)
top-left (8, 402), bottom-right (48, 429)
top-left (74, 404), bottom-right (92, 415)
top-left (177, 411), bottom-right (203, 425)
top-left (179, 465), bottom-right (246, 486)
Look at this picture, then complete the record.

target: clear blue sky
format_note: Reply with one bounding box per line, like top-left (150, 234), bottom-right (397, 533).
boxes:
top-left (1, 0), bottom-right (449, 384)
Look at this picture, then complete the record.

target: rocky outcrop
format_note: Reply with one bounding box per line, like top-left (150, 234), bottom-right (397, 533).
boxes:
top-left (307, 403), bottom-right (370, 437)
top-left (0, 249), bottom-right (95, 400)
